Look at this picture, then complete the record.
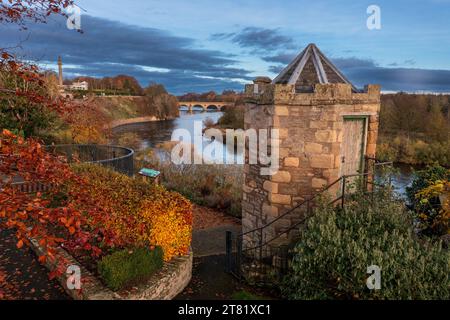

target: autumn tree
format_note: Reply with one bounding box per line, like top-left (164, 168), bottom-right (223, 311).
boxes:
top-left (67, 99), bottom-right (110, 144)
top-left (380, 93), bottom-right (450, 141)
top-left (0, 56), bottom-right (60, 138)
top-left (0, 130), bottom-right (109, 272)
top-left (0, 0), bottom-right (93, 266)
top-left (144, 83), bottom-right (168, 98)
top-left (144, 83), bottom-right (179, 119)
top-left (72, 75), bottom-right (143, 95)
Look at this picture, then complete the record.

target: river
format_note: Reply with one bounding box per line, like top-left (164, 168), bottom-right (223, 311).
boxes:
top-left (112, 110), bottom-right (244, 163)
top-left (112, 110), bottom-right (416, 198)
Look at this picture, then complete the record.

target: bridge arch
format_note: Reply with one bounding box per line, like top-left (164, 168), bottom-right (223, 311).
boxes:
top-left (206, 105), bottom-right (220, 111)
top-left (192, 104), bottom-right (205, 111)
top-left (177, 101), bottom-right (233, 112)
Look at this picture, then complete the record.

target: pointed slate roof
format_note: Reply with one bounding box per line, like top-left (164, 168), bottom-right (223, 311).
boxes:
top-left (273, 43), bottom-right (358, 93)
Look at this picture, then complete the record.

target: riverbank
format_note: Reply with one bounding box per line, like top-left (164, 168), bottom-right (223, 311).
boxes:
top-left (377, 133), bottom-right (450, 167)
top-left (91, 95), bottom-right (179, 122)
top-left (109, 115), bottom-right (177, 129)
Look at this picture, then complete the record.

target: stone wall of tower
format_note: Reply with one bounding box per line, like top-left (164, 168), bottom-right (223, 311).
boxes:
top-left (242, 82), bottom-right (380, 244)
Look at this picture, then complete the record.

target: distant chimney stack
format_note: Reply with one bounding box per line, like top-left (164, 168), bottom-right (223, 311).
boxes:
top-left (252, 76), bottom-right (272, 94)
top-left (57, 56), bottom-right (63, 87)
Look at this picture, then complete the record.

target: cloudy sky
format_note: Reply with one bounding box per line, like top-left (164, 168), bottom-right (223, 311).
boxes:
top-left (1, 0), bottom-right (450, 94)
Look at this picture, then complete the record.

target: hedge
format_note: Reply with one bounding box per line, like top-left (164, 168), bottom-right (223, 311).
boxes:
top-left (98, 246), bottom-right (164, 291)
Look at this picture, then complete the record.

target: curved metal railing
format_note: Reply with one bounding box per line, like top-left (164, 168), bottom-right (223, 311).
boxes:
top-left (46, 144), bottom-right (135, 176)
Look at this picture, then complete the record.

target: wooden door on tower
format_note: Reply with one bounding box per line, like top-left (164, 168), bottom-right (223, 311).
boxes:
top-left (340, 117), bottom-right (367, 178)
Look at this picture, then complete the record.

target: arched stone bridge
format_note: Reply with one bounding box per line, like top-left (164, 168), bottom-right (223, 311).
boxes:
top-left (178, 101), bottom-right (232, 112)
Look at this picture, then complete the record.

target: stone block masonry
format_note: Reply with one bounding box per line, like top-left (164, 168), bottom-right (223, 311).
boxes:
top-left (242, 81), bottom-right (380, 245)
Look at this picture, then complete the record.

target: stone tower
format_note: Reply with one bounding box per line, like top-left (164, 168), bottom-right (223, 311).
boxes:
top-left (241, 44), bottom-right (380, 245)
top-left (57, 56), bottom-right (63, 87)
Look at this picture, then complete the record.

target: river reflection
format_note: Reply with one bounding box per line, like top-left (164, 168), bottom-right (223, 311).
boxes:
top-left (111, 110), bottom-right (244, 163)
top-left (112, 111), bottom-right (416, 197)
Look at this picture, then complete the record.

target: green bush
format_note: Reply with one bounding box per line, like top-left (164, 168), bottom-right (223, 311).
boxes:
top-left (282, 190), bottom-right (449, 300)
top-left (231, 290), bottom-right (265, 300)
top-left (98, 246), bottom-right (164, 291)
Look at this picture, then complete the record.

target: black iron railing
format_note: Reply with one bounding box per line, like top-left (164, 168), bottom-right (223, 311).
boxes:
top-left (46, 144), bottom-right (135, 176)
top-left (226, 157), bottom-right (393, 283)
top-left (7, 145), bottom-right (135, 194)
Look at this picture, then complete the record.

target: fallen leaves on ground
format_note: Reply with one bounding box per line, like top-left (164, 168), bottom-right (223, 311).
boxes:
top-left (0, 229), bottom-right (68, 300)
top-left (193, 205), bottom-right (240, 230)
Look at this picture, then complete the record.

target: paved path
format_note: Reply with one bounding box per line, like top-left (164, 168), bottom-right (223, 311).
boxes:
top-left (192, 225), bottom-right (241, 257)
top-left (0, 229), bottom-right (68, 300)
top-left (176, 215), bottom-right (263, 300)
top-left (176, 254), bottom-right (276, 300)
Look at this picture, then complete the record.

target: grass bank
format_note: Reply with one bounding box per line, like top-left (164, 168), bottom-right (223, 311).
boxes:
top-left (135, 148), bottom-right (243, 218)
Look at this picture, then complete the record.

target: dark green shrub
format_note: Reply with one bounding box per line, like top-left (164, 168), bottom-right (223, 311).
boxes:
top-left (282, 190), bottom-right (449, 300)
top-left (231, 291), bottom-right (265, 300)
top-left (98, 246), bottom-right (164, 291)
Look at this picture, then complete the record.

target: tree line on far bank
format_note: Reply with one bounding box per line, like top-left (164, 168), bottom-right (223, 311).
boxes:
top-left (378, 93), bottom-right (450, 166)
top-left (1, 64), bottom-right (179, 144)
top-left (212, 91), bottom-right (450, 167)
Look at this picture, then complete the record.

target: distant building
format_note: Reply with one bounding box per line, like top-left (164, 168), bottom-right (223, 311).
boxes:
top-left (56, 57), bottom-right (89, 92)
top-left (69, 81), bottom-right (89, 91)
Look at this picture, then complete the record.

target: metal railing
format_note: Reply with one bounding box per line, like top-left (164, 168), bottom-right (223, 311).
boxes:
top-left (226, 157), bottom-right (393, 283)
top-left (6, 145), bottom-right (135, 194)
top-left (46, 144), bottom-right (135, 176)
top-left (10, 181), bottom-right (52, 193)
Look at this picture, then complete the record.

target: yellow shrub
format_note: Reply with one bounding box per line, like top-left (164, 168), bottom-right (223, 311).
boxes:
top-left (69, 164), bottom-right (193, 260)
top-left (139, 187), bottom-right (192, 261)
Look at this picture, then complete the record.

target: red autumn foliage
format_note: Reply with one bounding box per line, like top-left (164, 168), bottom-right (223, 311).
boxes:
top-left (0, 0), bottom-right (73, 27)
top-left (0, 2), bottom-right (115, 266)
top-left (0, 51), bottom-right (77, 117)
top-left (0, 1), bottom-right (83, 129)
top-left (0, 130), bottom-right (193, 270)
top-left (0, 130), bottom-right (111, 262)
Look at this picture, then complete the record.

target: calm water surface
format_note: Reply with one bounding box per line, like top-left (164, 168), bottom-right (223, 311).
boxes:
top-left (112, 110), bottom-right (244, 163)
top-left (112, 111), bottom-right (416, 197)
